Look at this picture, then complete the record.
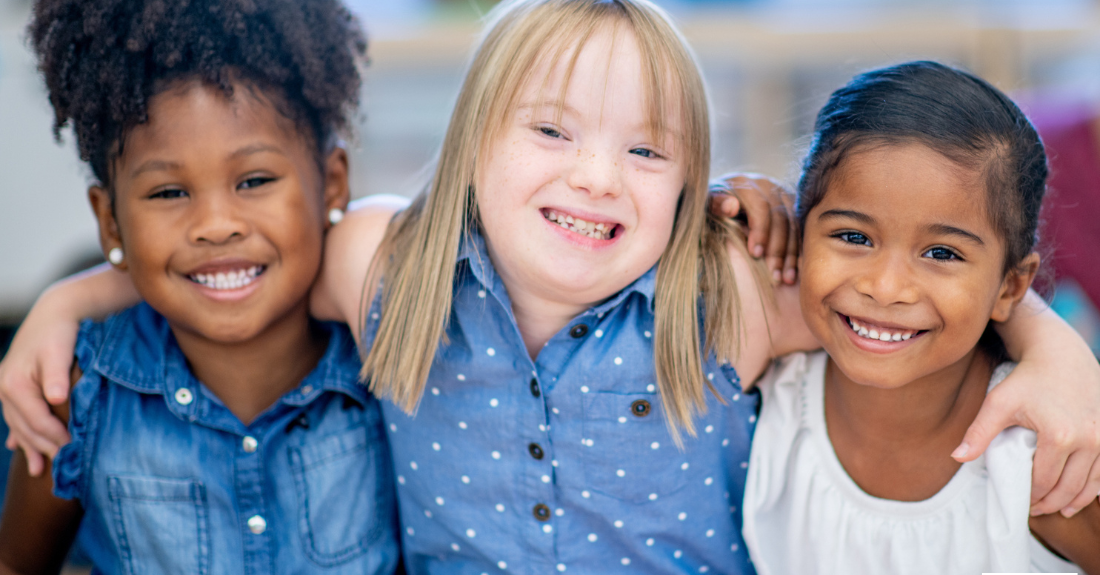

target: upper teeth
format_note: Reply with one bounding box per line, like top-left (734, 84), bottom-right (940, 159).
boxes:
top-left (190, 266), bottom-right (263, 290)
top-left (848, 317), bottom-right (916, 342)
top-left (544, 210), bottom-right (612, 240)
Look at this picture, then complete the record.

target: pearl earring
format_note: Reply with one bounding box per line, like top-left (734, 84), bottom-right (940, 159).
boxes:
top-left (328, 208), bottom-right (345, 225)
top-left (108, 247), bottom-right (124, 265)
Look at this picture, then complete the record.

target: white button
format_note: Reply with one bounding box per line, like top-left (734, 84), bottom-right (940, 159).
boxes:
top-left (247, 515), bottom-right (267, 534)
top-left (242, 436), bottom-right (258, 453)
top-left (174, 388), bottom-right (193, 405)
top-left (301, 385), bottom-right (313, 395)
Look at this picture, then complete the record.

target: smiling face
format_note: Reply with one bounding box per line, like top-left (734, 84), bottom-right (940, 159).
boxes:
top-left (92, 81), bottom-right (347, 345)
top-left (475, 24), bottom-right (686, 311)
top-left (799, 142), bottom-right (1031, 389)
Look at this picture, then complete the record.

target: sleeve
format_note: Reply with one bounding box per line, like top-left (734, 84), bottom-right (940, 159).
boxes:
top-left (51, 319), bottom-right (108, 502)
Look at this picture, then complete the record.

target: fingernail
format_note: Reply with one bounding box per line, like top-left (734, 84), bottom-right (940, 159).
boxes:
top-left (1030, 506), bottom-right (1042, 516)
top-left (784, 269), bottom-right (796, 283)
top-left (772, 270), bottom-right (781, 283)
top-left (1060, 507), bottom-right (1077, 518)
top-left (951, 442), bottom-right (969, 459)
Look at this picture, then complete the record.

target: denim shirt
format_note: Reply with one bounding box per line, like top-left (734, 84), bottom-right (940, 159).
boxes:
top-left (365, 229), bottom-right (760, 575)
top-left (54, 304), bottom-right (399, 575)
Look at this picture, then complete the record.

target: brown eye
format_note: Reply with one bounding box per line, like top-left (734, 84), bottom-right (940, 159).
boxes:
top-left (149, 188), bottom-right (187, 199)
top-left (923, 247), bottom-right (960, 261)
top-left (239, 177), bottom-right (274, 190)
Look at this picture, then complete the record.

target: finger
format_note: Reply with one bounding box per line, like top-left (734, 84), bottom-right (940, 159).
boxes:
top-left (3, 384), bottom-right (70, 451)
top-left (5, 435), bottom-right (14, 451)
top-left (764, 205), bottom-right (788, 282)
top-left (782, 193), bottom-right (800, 284)
top-left (24, 447), bottom-right (45, 477)
top-left (953, 389), bottom-right (1015, 462)
top-left (731, 180), bottom-right (770, 259)
top-left (1055, 456), bottom-right (1100, 517)
top-left (1030, 450), bottom-right (1093, 516)
top-left (40, 349), bottom-right (74, 405)
top-left (1028, 426), bottom-right (1075, 511)
top-left (707, 191), bottom-right (742, 221)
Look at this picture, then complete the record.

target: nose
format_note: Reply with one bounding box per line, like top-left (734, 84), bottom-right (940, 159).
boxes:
top-left (188, 191), bottom-right (249, 245)
top-left (565, 147), bottom-right (622, 199)
top-left (854, 251), bottom-right (920, 306)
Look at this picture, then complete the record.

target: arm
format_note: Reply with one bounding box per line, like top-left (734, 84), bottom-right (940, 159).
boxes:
top-left (1030, 499), bottom-right (1100, 574)
top-left (309, 194), bottom-right (406, 343)
top-left (727, 244), bottom-right (819, 386)
top-left (0, 371), bottom-right (84, 575)
top-left (0, 265), bottom-right (137, 475)
top-left (958, 288), bottom-right (1100, 516)
top-left (710, 173), bottom-right (799, 285)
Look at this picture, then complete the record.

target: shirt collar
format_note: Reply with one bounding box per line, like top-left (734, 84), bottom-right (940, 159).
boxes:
top-left (456, 224), bottom-right (658, 315)
top-left (91, 304), bottom-right (368, 406)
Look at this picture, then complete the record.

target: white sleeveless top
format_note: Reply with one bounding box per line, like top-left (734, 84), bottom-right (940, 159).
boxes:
top-left (742, 351), bottom-right (1079, 575)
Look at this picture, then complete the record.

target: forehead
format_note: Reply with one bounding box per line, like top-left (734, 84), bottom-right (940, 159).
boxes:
top-left (821, 143), bottom-right (996, 235)
top-left (120, 81), bottom-right (307, 165)
top-left (509, 22), bottom-right (683, 138)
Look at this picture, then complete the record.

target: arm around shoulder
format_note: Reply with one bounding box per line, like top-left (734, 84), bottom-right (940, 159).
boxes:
top-left (725, 243), bottom-right (819, 386)
top-left (309, 195), bottom-right (407, 341)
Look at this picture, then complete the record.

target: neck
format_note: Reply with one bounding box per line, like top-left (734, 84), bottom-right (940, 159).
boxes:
top-left (824, 348), bottom-right (994, 500)
top-left (509, 288), bottom-right (589, 359)
top-left (171, 301), bottom-right (327, 425)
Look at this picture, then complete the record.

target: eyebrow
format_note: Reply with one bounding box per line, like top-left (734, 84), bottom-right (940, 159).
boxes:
top-left (128, 143), bottom-right (285, 178)
top-left (817, 209), bottom-right (875, 225)
top-left (517, 100), bottom-right (582, 119)
top-left (925, 223), bottom-right (985, 246)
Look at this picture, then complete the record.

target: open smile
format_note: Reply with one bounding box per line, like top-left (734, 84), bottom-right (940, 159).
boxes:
top-left (187, 265), bottom-right (266, 291)
top-left (840, 313), bottom-right (926, 343)
top-left (541, 208), bottom-right (620, 240)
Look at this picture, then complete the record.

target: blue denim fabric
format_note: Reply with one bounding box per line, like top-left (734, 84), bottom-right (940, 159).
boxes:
top-left (53, 304), bottom-right (399, 575)
top-left (365, 229), bottom-right (760, 575)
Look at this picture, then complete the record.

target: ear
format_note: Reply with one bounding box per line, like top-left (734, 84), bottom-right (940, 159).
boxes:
top-left (88, 186), bottom-right (127, 271)
top-left (990, 252), bottom-right (1040, 322)
top-left (321, 146), bottom-right (350, 228)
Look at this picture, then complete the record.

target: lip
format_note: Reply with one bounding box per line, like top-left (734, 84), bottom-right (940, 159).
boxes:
top-left (182, 257), bottom-right (267, 303)
top-left (540, 206), bottom-right (623, 247)
top-left (838, 312), bottom-right (926, 354)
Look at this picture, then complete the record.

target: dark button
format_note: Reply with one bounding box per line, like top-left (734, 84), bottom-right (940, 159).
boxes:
top-left (631, 399), bottom-right (651, 417)
top-left (528, 443), bottom-right (544, 460)
top-left (533, 503), bottom-right (551, 521)
top-left (529, 378), bottom-right (541, 398)
top-left (286, 412), bottom-right (311, 432)
top-left (569, 324), bottom-right (589, 338)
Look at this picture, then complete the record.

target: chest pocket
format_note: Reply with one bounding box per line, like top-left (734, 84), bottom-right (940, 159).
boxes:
top-left (108, 475), bottom-right (209, 575)
top-left (581, 391), bottom-right (690, 503)
top-left (289, 422), bottom-right (394, 567)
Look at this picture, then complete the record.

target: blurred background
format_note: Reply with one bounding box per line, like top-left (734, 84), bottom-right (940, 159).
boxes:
top-left (0, 0), bottom-right (1097, 569)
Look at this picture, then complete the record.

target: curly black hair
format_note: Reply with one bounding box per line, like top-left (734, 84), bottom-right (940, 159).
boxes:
top-left (28, 0), bottom-right (367, 188)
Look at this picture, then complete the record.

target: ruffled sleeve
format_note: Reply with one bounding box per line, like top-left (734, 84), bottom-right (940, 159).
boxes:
top-left (52, 319), bottom-right (108, 502)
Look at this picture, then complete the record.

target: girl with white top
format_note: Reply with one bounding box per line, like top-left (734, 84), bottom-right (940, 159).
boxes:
top-left (743, 61), bottom-right (1100, 574)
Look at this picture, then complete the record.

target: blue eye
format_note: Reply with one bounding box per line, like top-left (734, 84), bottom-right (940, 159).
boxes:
top-left (149, 188), bottom-right (187, 200)
top-left (239, 177), bottom-right (274, 190)
top-left (923, 246), bottom-right (960, 261)
top-left (836, 231), bottom-right (870, 246)
top-left (537, 126), bottom-right (562, 138)
top-left (629, 148), bottom-right (659, 159)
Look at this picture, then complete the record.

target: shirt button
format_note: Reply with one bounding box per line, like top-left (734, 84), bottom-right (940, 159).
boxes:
top-left (242, 436), bottom-right (258, 453)
top-left (529, 378), bottom-right (541, 398)
top-left (174, 388), bottom-right (193, 406)
top-left (631, 399), bottom-right (651, 417)
top-left (247, 515), bottom-right (267, 534)
top-left (528, 443), bottom-right (544, 460)
top-left (569, 324), bottom-right (589, 338)
top-left (532, 503), bottom-right (551, 521)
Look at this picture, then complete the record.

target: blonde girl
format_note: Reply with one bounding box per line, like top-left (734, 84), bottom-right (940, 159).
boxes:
top-left (3, 1), bottom-right (1100, 573)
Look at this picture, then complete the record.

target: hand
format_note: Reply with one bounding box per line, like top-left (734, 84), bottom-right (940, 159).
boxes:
top-left (954, 307), bottom-right (1100, 517)
top-left (0, 291), bottom-right (78, 477)
top-left (708, 173), bottom-right (798, 284)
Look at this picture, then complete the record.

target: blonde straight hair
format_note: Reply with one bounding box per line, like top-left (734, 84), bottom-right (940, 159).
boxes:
top-left (362, 0), bottom-right (768, 444)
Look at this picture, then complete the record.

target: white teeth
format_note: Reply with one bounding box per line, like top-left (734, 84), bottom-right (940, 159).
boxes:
top-left (847, 316), bottom-right (916, 343)
top-left (543, 210), bottom-right (612, 240)
top-left (190, 265), bottom-right (263, 290)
